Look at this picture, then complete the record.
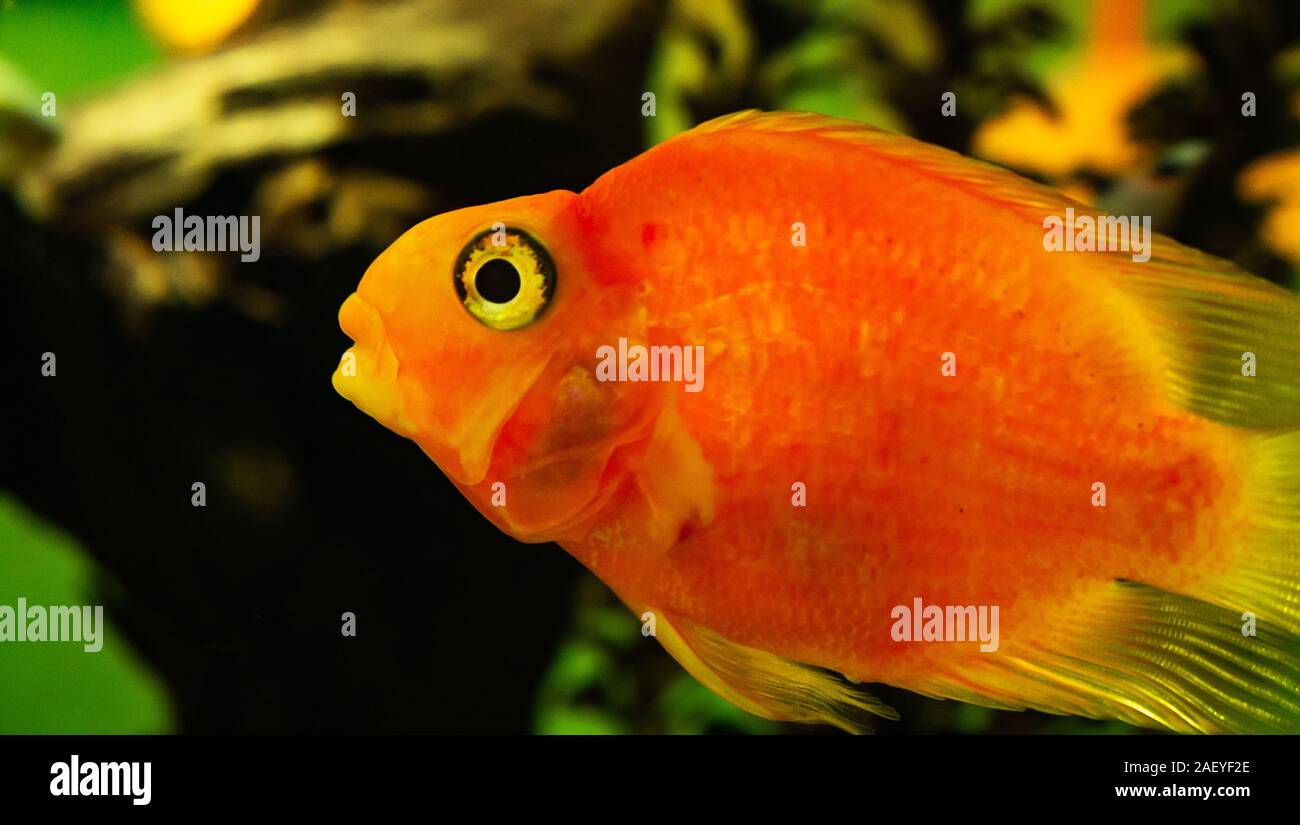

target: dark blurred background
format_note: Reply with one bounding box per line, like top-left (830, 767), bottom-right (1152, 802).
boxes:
top-left (2, 0), bottom-right (1298, 734)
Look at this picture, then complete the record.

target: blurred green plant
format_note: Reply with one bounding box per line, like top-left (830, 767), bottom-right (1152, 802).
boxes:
top-left (0, 0), bottom-right (160, 102)
top-left (0, 494), bottom-right (173, 733)
top-left (533, 577), bottom-right (781, 734)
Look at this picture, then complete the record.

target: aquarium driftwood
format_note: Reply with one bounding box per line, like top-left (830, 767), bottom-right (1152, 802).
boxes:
top-left (19, 0), bottom-right (656, 229)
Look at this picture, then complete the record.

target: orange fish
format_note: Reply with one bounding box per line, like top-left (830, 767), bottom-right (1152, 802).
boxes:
top-left (333, 111), bottom-right (1300, 733)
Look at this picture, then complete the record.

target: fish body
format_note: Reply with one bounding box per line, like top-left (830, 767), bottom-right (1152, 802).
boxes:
top-left (335, 111), bottom-right (1300, 732)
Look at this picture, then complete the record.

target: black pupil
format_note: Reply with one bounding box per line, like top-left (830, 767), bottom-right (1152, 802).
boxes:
top-left (475, 258), bottom-right (522, 304)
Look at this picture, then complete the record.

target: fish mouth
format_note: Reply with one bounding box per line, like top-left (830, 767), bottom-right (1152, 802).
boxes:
top-left (332, 290), bottom-right (545, 487)
top-left (332, 292), bottom-right (418, 438)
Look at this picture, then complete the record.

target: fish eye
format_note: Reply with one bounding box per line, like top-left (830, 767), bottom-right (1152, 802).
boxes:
top-left (453, 227), bottom-right (556, 330)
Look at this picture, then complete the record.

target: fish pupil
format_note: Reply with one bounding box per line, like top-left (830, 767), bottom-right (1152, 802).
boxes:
top-left (476, 258), bottom-right (522, 304)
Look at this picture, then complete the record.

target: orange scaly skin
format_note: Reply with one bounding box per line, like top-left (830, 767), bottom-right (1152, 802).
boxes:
top-left (566, 124), bottom-right (1248, 689)
top-left (334, 112), bottom-right (1295, 730)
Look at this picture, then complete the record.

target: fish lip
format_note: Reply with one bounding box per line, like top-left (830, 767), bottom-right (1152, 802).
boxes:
top-left (332, 292), bottom-right (418, 438)
top-left (338, 291), bottom-right (381, 354)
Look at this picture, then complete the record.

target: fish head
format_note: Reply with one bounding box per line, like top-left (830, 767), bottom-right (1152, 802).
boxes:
top-left (333, 191), bottom-right (659, 542)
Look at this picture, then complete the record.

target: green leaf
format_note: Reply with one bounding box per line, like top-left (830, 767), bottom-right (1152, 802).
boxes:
top-left (0, 494), bottom-right (174, 733)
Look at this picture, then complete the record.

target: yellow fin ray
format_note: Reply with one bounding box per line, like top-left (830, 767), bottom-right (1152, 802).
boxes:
top-left (651, 609), bottom-right (897, 734)
top-left (1194, 429), bottom-right (1300, 635)
top-left (1107, 243), bottom-right (1300, 429)
top-left (911, 582), bottom-right (1300, 733)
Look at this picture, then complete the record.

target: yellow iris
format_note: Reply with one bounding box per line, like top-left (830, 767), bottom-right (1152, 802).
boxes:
top-left (455, 228), bottom-right (555, 331)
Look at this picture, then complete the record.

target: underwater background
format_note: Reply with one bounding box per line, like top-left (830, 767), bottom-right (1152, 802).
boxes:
top-left (2, 0), bottom-right (1298, 734)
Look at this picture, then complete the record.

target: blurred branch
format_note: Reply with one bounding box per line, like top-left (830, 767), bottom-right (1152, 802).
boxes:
top-left (18, 0), bottom-right (656, 228)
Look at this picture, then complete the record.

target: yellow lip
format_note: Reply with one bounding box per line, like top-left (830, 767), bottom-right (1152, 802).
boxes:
top-left (332, 292), bottom-right (418, 438)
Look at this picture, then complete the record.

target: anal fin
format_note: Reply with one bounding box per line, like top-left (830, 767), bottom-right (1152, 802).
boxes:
top-left (911, 581), bottom-right (1300, 733)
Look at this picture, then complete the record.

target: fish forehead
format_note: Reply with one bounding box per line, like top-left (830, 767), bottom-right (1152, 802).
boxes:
top-left (577, 126), bottom-right (1064, 327)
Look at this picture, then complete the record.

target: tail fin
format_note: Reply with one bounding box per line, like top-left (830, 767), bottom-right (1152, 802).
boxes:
top-left (1195, 430), bottom-right (1300, 637)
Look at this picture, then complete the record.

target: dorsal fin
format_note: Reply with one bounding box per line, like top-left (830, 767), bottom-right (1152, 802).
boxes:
top-left (688, 109), bottom-right (1076, 215)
